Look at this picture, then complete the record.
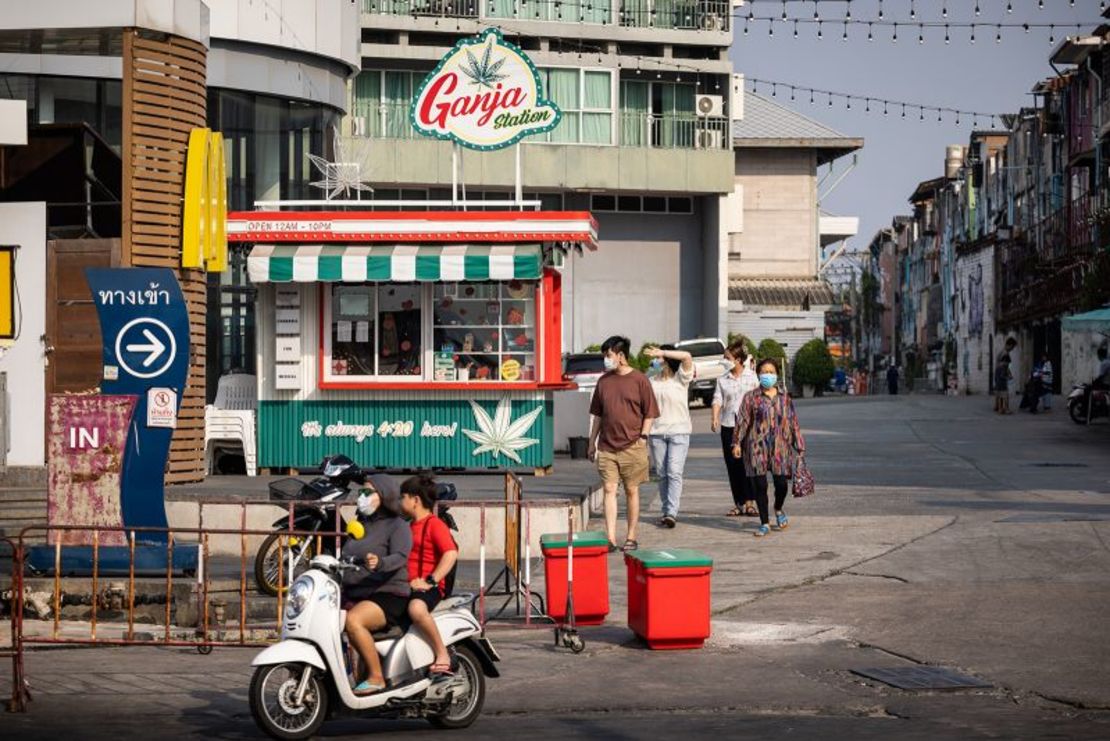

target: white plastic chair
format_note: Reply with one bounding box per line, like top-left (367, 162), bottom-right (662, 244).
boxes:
top-left (205, 373), bottom-right (258, 476)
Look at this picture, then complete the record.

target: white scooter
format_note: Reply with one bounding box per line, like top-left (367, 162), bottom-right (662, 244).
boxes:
top-left (248, 552), bottom-right (500, 740)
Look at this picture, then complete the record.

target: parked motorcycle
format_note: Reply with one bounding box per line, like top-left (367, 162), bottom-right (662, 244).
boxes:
top-left (248, 550), bottom-right (499, 740)
top-left (254, 455), bottom-right (367, 596)
top-left (1067, 384), bottom-right (1110, 425)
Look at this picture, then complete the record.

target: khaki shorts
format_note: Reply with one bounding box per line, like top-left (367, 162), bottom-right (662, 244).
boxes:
top-left (597, 441), bottom-right (650, 490)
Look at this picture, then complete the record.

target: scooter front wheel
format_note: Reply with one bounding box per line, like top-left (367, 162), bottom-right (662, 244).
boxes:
top-left (428, 644), bottom-right (486, 730)
top-left (249, 663), bottom-right (328, 741)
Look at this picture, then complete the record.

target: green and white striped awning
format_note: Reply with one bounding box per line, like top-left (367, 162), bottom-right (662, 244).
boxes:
top-left (247, 244), bottom-right (544, 283)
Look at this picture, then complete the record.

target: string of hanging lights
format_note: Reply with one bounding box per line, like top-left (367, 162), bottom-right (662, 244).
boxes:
top-left (746, 75), bottom-right (1003, 127)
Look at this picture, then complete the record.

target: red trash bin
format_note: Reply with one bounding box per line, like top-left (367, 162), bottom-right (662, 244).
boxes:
top-left (625, 549), bottom-right (713, 649)
top-left (540, 531), bottom-right (611, 626)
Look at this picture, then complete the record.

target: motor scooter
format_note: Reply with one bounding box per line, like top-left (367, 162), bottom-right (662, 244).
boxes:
top-left (1067, 383), bottom-right (1110, 424)
top-left (248, 548), bottom-right (499, 740)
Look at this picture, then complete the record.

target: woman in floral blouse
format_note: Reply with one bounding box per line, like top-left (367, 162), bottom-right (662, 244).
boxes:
top-left (731, 358), bottom-right (806, 537)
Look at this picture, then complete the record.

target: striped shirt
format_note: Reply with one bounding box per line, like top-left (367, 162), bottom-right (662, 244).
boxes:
top-left (713, 368), bottom-right (759, 428)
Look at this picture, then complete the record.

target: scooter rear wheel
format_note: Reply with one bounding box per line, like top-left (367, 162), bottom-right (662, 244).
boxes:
top-left (428, 644), bottom-right (485, 730)
top-left (249, 663), bottom-right (328, 741)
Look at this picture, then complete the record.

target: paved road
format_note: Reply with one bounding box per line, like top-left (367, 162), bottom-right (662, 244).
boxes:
top-left (4, 395), bottom-right (1110, 739)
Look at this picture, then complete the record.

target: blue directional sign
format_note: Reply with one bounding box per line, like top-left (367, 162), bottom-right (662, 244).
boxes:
top-left (86, 267), bottom-right (190, 543)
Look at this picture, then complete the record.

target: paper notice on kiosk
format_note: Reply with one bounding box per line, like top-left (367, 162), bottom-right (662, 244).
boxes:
top-left (355, 321), bottom-right (369, 343)
top-left (337, 321), bottom-right (352, 342)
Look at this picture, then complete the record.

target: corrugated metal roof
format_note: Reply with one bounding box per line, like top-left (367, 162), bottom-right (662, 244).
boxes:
top-left (728, 277), bottom-right (838, 308)
top-left (732, 91), bottom-right (851, 141)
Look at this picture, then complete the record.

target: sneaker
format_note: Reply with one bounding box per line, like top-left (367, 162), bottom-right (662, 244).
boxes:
top-left (662, 515), bottom-right (677, 529)
top-left (774, 512), bottom-right (789, 531)
top-left (753, 524), bottom-right (770, 537)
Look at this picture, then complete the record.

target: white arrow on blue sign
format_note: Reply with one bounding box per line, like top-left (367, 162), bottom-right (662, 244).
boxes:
top-left (114, 317), bottom-right (177, 380)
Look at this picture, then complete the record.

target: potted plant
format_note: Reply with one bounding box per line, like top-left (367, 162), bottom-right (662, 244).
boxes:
top-left (793, 339), bottom-right (835, 398)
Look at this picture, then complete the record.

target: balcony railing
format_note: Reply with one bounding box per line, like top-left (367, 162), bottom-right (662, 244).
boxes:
top-left (362, 0), bottom-right (479, 18)
top-left (617, 112), bottom-right (730, 149)
top-left (619, 0), bottom-right (730, 31)
top-left (351, 101), bottom-right (731, 150)
top-left (360, 0), bottom-right (731, 29)
top-left (486, 0), bottom-right (613, 24)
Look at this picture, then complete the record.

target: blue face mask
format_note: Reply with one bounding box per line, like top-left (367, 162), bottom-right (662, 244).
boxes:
top-left (650, 358), bottom-right (664, 371)
top-left (759, 373), bottom-right (778, 389)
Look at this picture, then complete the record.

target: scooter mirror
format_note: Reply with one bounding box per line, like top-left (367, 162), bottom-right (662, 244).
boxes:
top-left (345, 519), bottom-right (365, 539)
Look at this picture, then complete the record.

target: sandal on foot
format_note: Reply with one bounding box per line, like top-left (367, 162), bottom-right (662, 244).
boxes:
top-left (621, 539), bottom-right (639, 552)
top-left (429, 662), bottom-right (455, 678)
top-left (353, 679), bottom-right (386, 695)
top-left (607, 541), bottom-right (620, 553)
top-left (753, 525), bottom-right (770, 538)
top-left (774, 513), bottom-right (789, 530)
top-left (726, 507), bottom-right (743, 517)
top-left (743, 503), bottom-right (759, 517)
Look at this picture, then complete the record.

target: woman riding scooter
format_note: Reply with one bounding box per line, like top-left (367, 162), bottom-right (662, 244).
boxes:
top-left (341, 474), bottom-right (412, 695)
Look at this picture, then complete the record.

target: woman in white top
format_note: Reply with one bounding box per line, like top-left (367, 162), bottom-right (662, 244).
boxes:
top-left (645, 344), bottom-right (694, 529)
top-left (711, 338), bottom-right (760, 517)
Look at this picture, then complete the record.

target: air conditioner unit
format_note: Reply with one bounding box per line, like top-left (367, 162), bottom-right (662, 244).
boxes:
top-left (696, 129), bottom-right (724, 150)
top-left (730, 73), bottom-right (745, 121)
top-left (696, 94), bottom-right (724, 118)
top-left (701, 13), bottom-right (725, 31)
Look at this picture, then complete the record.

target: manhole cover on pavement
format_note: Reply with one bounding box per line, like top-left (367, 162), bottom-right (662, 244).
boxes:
top-left (851, 666), bottom-right (992, 690)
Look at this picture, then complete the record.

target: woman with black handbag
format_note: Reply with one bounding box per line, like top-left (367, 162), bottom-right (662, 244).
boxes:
top-left (732, 358), bottom-right (807, 537)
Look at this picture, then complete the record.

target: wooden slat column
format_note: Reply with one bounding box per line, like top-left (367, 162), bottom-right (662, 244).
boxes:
top-left (121, 30), bottom-right (209, 484)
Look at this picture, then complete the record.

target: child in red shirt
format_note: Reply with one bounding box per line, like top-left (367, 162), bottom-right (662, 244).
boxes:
top-left (400, 474), bottom-right (459, 677)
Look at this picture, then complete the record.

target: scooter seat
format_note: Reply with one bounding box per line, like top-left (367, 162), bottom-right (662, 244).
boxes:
top-left (371, 625), bottom-right (405, 641)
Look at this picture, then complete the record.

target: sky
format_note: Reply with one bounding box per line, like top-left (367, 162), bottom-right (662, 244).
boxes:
top-left (730, 0), bottom-right (1102, 254)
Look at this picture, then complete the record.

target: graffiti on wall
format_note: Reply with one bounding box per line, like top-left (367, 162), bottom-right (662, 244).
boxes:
top-left (968, 263), bottom-right (984, 336)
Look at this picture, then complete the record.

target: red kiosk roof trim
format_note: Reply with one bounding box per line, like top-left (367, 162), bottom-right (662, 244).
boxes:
top-left (227, 210), bottom-right (599, 248)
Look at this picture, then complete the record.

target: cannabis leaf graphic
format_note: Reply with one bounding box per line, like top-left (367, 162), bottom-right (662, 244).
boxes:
top-left (462, 399), bottom-right (542, 463)
top-left (461, 39), bottom-right (509, 89)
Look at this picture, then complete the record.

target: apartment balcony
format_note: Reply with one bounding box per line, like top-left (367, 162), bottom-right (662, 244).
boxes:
top-left (352, 102), bottom-right (730, 150)
top-left (359, 0), bottom-right (731, 42)
top-left (619, 0), bottom-right (730, 31)
top-left (341, 104), bottom-right (733, 193)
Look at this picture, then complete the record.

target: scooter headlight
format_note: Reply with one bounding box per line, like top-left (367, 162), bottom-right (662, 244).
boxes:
top-left (286, 577), bottom-right (314, 619)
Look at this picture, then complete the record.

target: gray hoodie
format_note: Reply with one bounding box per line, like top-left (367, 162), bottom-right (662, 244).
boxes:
top-left (340, 475), bottom-right (412, 598)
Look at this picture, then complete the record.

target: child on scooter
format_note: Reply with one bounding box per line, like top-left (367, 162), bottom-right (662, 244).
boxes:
top-left (400, 474), bottom-right (459, 679)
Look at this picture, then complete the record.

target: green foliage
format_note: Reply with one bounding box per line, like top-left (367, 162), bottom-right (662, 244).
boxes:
top-left (630, 341), bottom-right (663, 372)
top-left (584, 343), bottom-right (602, 352)
top-left (793, 339), bottom-right (836, 388)
top-left (755, 338), bottom-right (787, 364)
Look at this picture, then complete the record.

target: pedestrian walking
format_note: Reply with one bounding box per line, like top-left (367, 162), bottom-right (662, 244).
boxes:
top-left (1036, 354), bottom-right (1054, 413)
top-left (588, 335), bottom-right (660, 552)
top-left (887, 364), bottom-right (899, 395)
top-left (733, 358), bottom-right (806, 538)
top-left (644, 344), bottom-right (694, 529)
top-left (994, 355), bottom-right (1013, 415)
top-left (711, 339), bottom-right (759, 517)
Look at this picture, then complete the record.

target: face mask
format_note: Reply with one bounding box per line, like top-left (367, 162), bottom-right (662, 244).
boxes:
top-left (759, 373), bottom-right (778, 389)
top-left (356, 492), bottom-right (379, 517)
top-left (721, 359), bottom-right (735, 370)
top-left (603, 356), bottom-right (618, 371)
top-left (650, 358), bottom-right (664, 371)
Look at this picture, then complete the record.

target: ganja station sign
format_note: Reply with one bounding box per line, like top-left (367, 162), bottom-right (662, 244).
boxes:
top-left (411, 28), bottom-right (561, 151)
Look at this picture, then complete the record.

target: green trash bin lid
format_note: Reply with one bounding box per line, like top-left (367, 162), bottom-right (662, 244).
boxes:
top-left (540, 531), bottom-right (611, 550)
top-left (627, 548), bottom-right (713, 568)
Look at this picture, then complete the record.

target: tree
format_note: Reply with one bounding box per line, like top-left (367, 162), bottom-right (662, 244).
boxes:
top-left (755, 338), bottom-right (787, 364)
top-left (793, 339), bottom-right (836, 390)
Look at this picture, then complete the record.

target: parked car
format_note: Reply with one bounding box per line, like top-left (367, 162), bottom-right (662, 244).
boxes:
top-left (675, 337), bottom-right (727, 406)
top-left (563, 352), bottom-right (606, 393)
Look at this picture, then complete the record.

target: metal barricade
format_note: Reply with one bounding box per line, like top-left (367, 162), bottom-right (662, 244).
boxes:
top-left (6, 523), bottom-right (342, 713)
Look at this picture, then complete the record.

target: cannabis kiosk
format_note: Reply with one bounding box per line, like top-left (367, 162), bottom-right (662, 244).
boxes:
top-left (231, 29), bottom-right (598, 471)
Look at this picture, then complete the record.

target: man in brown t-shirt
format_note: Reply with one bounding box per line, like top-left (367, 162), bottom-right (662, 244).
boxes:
top-left (588, 335), bottom-right (660, 552)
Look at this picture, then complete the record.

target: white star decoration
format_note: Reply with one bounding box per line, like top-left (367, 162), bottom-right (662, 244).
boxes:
top-left (462, 399), bottom-right (542, 464)
top-left (308, 131), bottom-right (374, 201)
